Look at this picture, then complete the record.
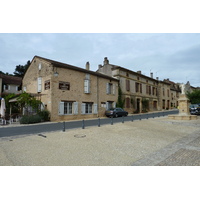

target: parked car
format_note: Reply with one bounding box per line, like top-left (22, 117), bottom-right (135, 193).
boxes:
top-left (105, 108), bottom-right (128, 118)
top-left (190, 104), bottom-right (200, 115)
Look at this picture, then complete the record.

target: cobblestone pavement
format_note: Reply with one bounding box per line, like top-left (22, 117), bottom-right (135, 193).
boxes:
top-left (132, 130), bottom-right (200, 166)
top-left (1, 116), bottom-right (200, 166)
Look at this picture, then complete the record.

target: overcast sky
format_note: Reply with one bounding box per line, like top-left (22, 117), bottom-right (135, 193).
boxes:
top-left (0, 33), bottom-right (200, 87)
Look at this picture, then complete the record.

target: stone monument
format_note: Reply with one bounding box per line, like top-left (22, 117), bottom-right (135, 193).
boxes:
top-left (168, 83), bottom-right (197, 120)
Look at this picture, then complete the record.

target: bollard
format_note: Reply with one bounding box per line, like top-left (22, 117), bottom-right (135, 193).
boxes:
top-left (111, 116), bottom-right (113, 125)
top-left (131, 115), bottom-right (134, 122)
top-left (140, 114), bottom-right (141, 120)
top-left (98, 118), bottom-right (100, 127)
top-left (82, 119), bottom-right (85, 129)
top-left (122, 116), bottom-right (124, 123)
top-left (63, 121), bottom-right (65, 132)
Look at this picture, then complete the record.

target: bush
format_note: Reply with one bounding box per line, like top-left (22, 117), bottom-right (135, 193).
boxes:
top-left (38, 110), bottom-right (50, 122)
top-left (20, 115), bottom-right (42, 124)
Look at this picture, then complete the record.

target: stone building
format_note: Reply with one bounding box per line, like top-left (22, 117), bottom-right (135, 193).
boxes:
top-left (0, 74), bottom-right (22, 96)
top-left (97, 57), bottom-right (174, 113)
top-left (22, 56), bottom-right (118, 122)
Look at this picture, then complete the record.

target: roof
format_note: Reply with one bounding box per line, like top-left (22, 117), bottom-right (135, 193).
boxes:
top-left (32, 56), bottom-right (119, 82)
top-left (0, 74), bottom-right (22, 85)
top-left (110, 64), bottom-right (164, 83)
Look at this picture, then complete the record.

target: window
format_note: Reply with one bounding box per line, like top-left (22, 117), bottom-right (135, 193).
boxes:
top-left (84, 74), bottom-right (90, 93)
top-left (136, 82), bottom-right (142, 93)
top-left (84, 79), bottom-right (90, 93)
top-left (59, 81), bottom-right (70, 90)
top-left (106, 83), bottom-right (115, 95)
top-left (149, 86), bottom-right (151, 95)
top-left (45, 80), bottom-right (50, 90)
top-left (4, 84), bottom-right (10, 90)
top-left (135, 82), bottom-right (140, 93)
top-left (82, 102), bottom-right (93, 114)
top-left (59, 101), bottom-right (78, 115)
top-left (64, 102), bottom-right (73, 114)
top-left (146, 85), bottom-right (149, 94)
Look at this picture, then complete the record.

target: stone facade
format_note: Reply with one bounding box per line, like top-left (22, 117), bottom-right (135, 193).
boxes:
top-left (97, 57), bottom-right (180, 113)
top-left (23, 56), bottom-right (118, 122)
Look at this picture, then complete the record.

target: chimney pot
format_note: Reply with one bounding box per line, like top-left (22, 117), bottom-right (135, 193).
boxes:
top-left (150, 72), bottom-right (153, 78)
top-left (104, 57), bottom-right (109, 65)
top-left (86, 62), bottom-right (90, 70)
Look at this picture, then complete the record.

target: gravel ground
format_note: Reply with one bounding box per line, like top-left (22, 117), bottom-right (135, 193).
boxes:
top-left (0, 117), bottom-right (200, 166)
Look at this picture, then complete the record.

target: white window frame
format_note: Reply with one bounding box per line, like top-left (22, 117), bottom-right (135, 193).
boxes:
top-left (59, 101), bottom-right (78, 115)
top-left (84, 79), bottom-right (90, 93)
top-left (64, 102), bottom-right (73, 115)
top-left (82, 102), bottom-right (93, 114)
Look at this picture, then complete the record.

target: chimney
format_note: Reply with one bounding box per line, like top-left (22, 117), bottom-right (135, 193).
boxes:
top-left (150, 72), bottom-right (153, 78)
top-left (98, 64), bottom-right (103, 69)
top-left (137, 71), bottom-right (142, 74)
top-left (156, 77), bottom-right (159, 80)
top-left (104, 57), bottom-right (109, 65)
top-left (86, 62), bottom-right (90, 70)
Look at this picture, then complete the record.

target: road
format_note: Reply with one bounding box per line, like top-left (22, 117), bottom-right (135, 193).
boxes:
top-left (0, 110), bottom-right (178, 138)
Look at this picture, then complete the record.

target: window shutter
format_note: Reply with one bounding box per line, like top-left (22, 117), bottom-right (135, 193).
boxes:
top-left (74, 102), bottom-right (78, 115)
top-left (113, 102), bottom-right (116, 108)
top-left (38, 77), bottom-right (42, 92)
top-left (81, 103), bottom-right (86, 114)
top-left (106, 83), bottom-right (109, 94)
top-left (84, 80), bottom-right (90, 93)
top-left (106, 102), bottom-right (109, 110)
top-left (93, 104), bottom-right (98, 114)
top-left (59, 102), bottom-right (64, 115)
top-left (113, 84), bottom-right (115, 95)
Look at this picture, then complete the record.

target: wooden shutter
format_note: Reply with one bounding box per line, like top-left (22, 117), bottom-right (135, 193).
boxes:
top-left (93, 104), bottom-right (98, 114)
top-left (74, 102), bottom-right (78, 115)
top-left (38, 77), bottom-right (42, 92)
top-left (106, 83), bottom-right (109, 94)
top-left (106, 102), bottom-right (109, 110)
top-left (81, 103), bottom-right (86, 114)
top-left (126, 80), bottom-right (130, 91)
top-left (112, 84), bottom-right (115, 95)
top-left (59, 102), bottom-right (64, 115)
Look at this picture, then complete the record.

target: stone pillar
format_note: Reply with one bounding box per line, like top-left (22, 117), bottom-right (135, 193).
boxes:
top-left (178, 94), bottom-right (190, 116)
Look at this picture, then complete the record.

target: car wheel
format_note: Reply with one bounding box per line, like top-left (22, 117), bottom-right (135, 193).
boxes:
top-left (115, 113), bottom-right (118, 118)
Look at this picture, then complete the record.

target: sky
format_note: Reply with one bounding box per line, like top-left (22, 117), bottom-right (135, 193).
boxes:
top-left (0, 33), bottom-right (200, 87)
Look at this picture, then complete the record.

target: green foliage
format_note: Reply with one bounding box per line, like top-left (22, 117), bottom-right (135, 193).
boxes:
top-left (17, 92), bottom-right (41, 110)
top-left (186, 90), bottom-right (200, 104)
top-left (20, 115), bottom-right (42, 124)
top-left (3, 94), bottom-right (20, 114)
top-left (38, 110), bottom-right (50, 121)
top-left (14, 60), bottom-right (30, 77)
top-left (142, 98), bottom-right (149, 112)
top-left (17, 92), bottom-right (42, 115)
top-left (116, 86), bottom-right (125, 108)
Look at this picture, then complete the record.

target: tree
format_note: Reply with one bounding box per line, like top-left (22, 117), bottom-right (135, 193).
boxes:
top-left (186, 90), bottom-right (200, 104)
top-left (116, 86), bottom-right (125, 108)
top-left (13, 60), bottom-right (30, 77)
top-left (17, 92), bottom-right (42, 115)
